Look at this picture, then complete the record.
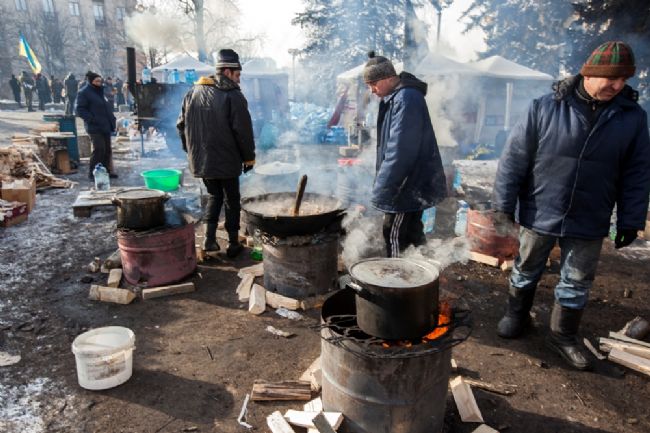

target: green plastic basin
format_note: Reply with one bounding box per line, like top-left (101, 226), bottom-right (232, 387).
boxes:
top-left (141, 169), bottom-right (182, 191)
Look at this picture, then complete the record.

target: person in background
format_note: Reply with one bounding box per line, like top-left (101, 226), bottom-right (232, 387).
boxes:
top-left (75, 71), bottom-right (117, 180)
top-left (493, 41), bottom-right (650, 370)
top-left (9, 74), bottom-right (21, 107)
top-left (50, 77), bottom-right (63, 104)
top-left (64, 73), bottom-right (79, 116)
top-left (177, 49), bottom-right (255, 258)
top-left (35, 73), bottom-right (51, 111)
top-left (114, 77), bottom-right (125, 108)
top-left (103, 77), bottom-right (116, 111)
top-left (19, 71), bottom-right (34, 112)
top-left (363, 51), bottom-right (447, 257)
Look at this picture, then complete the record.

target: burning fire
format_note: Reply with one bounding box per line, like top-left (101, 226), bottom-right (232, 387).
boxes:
top-left (381, 301), bottom-right (451, 348)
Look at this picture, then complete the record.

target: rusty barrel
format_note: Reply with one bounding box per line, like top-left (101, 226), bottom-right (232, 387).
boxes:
top-left (117, 224), bottom-right (196, 287)
top-left (466, 209), bottom-right (519, 259)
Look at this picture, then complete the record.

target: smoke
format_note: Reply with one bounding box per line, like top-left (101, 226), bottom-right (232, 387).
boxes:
top-left (125, 11), bottom-right (185, 54)
top-left (402, 236), bottom-right (471, 270)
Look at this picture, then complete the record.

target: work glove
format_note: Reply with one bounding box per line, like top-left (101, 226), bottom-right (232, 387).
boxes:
top-left (243, 161), bottom-right (255, 174)
top-left (493, 210), bottom-right (516, 236)
top-left (615, 229), bottom-right (638, 249)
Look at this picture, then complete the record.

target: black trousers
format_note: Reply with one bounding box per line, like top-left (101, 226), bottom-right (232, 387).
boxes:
top-left (202, 178), bottom-right (241, 235)
top-left (89, 133), bottom-right (112, 177)
top-left (382, 210), bottom-right (426, 257)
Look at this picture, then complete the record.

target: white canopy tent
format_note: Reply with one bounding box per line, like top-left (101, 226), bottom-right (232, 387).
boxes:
top-left (151, 54), bottom-right (214, 82)
top-left (413, 52), bottom-right (479, 77)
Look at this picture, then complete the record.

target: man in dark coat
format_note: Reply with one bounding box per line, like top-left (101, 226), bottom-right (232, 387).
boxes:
top-left (177, 49), bottom-right (255, 257)
top-left (75, 71), bottom-right (117, 180)
top-left (363, 52), bottom-right (447, 257)
top-left (9, 74), bottom-right (21, 107)
top-left (50, 77), bottom-right (63, 103)
top-left (103, 77), bottom-right (115, 111)
top-left (493, 41), bottom-right (650, 370)
top-left (64, 73), bottom-right (79, 115)
top-left (19, 71), bottom-right (34, 112)
top-left (34, 73), bottom-right (51, 110)
top-left (114, 77), bottom-right (125, 107)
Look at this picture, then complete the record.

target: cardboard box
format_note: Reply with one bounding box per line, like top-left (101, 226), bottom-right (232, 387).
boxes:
top-left (0, 201), bottom-right (28, 227)
top-left (1, 178), bottom-right (36, 212)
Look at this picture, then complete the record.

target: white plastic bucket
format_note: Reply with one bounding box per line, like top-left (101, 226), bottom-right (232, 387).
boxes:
top-left (71, 326), bottom-right (135, 390)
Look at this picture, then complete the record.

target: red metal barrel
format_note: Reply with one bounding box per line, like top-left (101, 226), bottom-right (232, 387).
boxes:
top-left (466, 209), bottom-right (519, 260)
top-left (117, 224), bottom-right (196, 287)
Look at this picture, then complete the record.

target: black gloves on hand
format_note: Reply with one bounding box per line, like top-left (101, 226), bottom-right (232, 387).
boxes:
top-left (492, 211), bottom-right (516, 236)
top-left (243, 164), bottom-right (254, 174)
top-left (615, 229), bottom-right (638, 249)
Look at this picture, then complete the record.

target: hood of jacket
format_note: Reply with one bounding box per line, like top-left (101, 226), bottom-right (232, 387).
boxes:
top-left (552, 74), bottom-right (639, 106)
top-left (392, 71), bottom-right (428, 96)
top-left (196, 74), bottom-right (240, 91)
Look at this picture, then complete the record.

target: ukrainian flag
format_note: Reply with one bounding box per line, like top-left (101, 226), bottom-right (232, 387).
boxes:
top-left (18, 33), bottom-right (42, 74)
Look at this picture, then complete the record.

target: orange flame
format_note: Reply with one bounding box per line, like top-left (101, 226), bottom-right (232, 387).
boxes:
top-left (381, 301), bottom-right (451, 348)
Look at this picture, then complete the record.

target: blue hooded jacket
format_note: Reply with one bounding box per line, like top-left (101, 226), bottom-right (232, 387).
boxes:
top-left (372, 72), bottom-right (447, 212)
top-left (493, 75), bottom-right (650, 239)
top-left (75, 82), bottom-right (116, 135)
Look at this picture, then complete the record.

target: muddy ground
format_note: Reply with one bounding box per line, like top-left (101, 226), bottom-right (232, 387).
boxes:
top-left (1, 110), bottom-right (650, 433)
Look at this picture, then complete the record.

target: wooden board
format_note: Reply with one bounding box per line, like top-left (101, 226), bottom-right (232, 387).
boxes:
top-left (299, 356), bottom-right (322, 393)
top-left (88, 285), bottom-right (135, 304)
top-left (600, 338), bottom-right (650, 360)
top-left (55, 150), bottom-right (71, 174)
top-left (284, 410), bottom-right (343, 430)
top-left (141, 282), bottom-right (195, 300)
top-left (311, 413), bottom-right (338, 433)
top-left (107, 269), bottom-right (122, 288)
top-left (450, 376), bottom-right (484, 423)
top-left (248, 284), bottom-right (266, 315)
top-left (472, 425), bottom-right (499, 433)
top-left (469, 251), bottom-right (500, 267)
top-left (500, 259), bottom-right (514, 271)
top-left (609, 332), bottom-right (650, 349)
top-left (266, 291), bottom-right (301, 310)
top-left (72, 187), bottom-right (140, 218)
top-left (608, 348), bottom-right (650, 377)
top-left (304, 397), bottom-right (323, 413)
top-left (237, 262), bottom-right (264, 278)
top-left (251, 380), bottom-right (312, 401)
top-left (267, 411), bottom-right (296, 433)
top-left (236, 274), bottom-right (254, 302)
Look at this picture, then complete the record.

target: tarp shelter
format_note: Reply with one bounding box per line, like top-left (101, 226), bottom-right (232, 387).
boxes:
top-left (151, 55), bottom-right (214, 82)
top-left (414, 52), bottom-right (479, 77)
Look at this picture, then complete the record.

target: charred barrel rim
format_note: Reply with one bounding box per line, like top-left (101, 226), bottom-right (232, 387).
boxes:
top-left (347, 258), bottom-right (441, 340)
top-left (319, 288), bottom-right (471, 359)
top-left (112, 188), bottom-right (170, 230)
top-left (241, 192), bottom-right (346, 237)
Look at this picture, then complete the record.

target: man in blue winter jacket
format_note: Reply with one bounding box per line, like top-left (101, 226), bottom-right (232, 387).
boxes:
top-left (493, 41), bottom-right (650, 370)
top-left (363, 52), bottom-right (447, 257)
top-left (75, 71), bottom-right (117, 180)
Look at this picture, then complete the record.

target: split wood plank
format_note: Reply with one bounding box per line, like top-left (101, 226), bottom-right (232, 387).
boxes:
top-left (450, 376), bottom-right (484, 423)
top-left (472, 425), bottom-right (499, 433)
top-left (236, 274), bottom-right (254, 302)
top-left (469, 251), bottom-right (499, 267)
top-left (300, 294), bottom-right (329, 311)
top-left (600, 337), bottom-right (650, 360)
top-left (284, 410), bottom-right (343, 430)
top-left (451, 358), bottom-right (458, 371)
top-left (248, 284), bottom-right (266, 315)
top-left (266, 291), bottom-right (301, 310)
top-left (88, 285), bottom-right (135, 304)
top-left (141, 282), bottom-right (195, 300)
top-left (311, 413), bottom-right (337, 433)
top-left (251, 380), bottom-right (312, 401)
top-left (304, 397), bottom-right (323, 413)
top-left (583, 338), bottom-right (606, 360)
top-left (299, 356), bottom-right (322, 392)
top-left (500, 260), bottom-right (514, 271)
top-left (103, 249), bottom-right (122, 269)
top-left (267, 411), bottom-right (296, 433)
top-left (463, 378), bottom-right (517, 396)
top-left (609, 332), bottom-right (650, 349)
top-left (608, 348), bottom-right (650, 377)
top-left (237, 262), bottom-right (264, 279)
top-left (107, 269), bottom-right (122, 288)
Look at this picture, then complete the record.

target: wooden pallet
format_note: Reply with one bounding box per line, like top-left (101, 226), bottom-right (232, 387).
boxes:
top-left (72, 187), bottom-right (140, 217)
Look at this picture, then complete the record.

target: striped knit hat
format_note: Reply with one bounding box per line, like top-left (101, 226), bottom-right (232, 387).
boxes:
top-left (216, 49), bottom-right (242, 71)
top-left (580, 41), bottom-right (635, 78)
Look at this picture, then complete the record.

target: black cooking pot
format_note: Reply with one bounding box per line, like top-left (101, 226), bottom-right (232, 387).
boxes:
top-left (347, 258), bottom-right (440, 340)
top-left (241, 192), bottom-right (345, 237)
top-left (112, 188), bottom-right (169, 230)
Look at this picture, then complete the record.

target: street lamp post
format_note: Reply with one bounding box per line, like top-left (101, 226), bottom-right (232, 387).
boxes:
top-left (288, 48), bottom-right (299, 101)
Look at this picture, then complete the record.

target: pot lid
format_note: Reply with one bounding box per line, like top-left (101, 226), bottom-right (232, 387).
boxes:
top-left (350, 258), bottom-right (438, 288)
top-left (114, 188), bottom-right (167, 200)
top-left (254, 161), bottom-right (300, 176)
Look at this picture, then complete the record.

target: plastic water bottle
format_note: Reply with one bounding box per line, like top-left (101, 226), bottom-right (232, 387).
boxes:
top-left (454, 200), bottom-right (469, 237)
top-left (93, 163), bottom-right (110, 191)
top-left (250, 229), bottom-right (263, 261)
top-left (185, 69), bottom-right (196, 84)
top-left (422, 207), bottom-right (436, 234)
top-left (452, 169), bottom-right (462, 190)
top-left (171, 69), bottom-right (180, 84)
top-left (141, 67), bottom-right (151, 84)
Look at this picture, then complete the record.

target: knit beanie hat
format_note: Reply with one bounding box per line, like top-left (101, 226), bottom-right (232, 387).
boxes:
top-left (216, 49), bottom-right (242, 71)
top-left (85, 71), bottom-right (101, 82)
top-left (580, 41), bottom-right (636, 78)
top-left (363, 51), bottom-right (397, 83)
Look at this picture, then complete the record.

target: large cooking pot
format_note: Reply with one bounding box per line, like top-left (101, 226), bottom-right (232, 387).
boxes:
top-left (241, 192), bottom-right (345, 237)
top-left (347, 258), bottom-right (440, 340)
top-left (112, 188), bottom-right (169, 230)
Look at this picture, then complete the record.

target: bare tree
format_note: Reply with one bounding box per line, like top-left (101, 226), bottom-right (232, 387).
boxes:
top-left (177, 0), bottom-right (208, 62)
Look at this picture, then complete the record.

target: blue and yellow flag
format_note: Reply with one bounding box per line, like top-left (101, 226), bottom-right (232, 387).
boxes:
top-left (18, 33), bottom-right (42, 74)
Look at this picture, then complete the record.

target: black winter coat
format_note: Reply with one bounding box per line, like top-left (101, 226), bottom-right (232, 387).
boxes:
top-left (493, 75), bottom-right (650, 239)
top-left (75, 83), bottom-right (116, 134)
top-left (177, 75), bottom-right (255, 179)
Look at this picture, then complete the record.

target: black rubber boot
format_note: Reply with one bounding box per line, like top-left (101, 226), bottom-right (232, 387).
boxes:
top-left (546, 303), bottom-right (591, 371)
top-left (202, 223), bottom-right (219, 252)
top-left (497, 288), bottom-right (535, 338)
top-left (226, 231), bottom-right (243, 258)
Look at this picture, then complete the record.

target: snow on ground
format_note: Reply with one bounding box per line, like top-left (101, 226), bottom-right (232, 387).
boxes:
top-left (0, 378), bottom-right (49, 433)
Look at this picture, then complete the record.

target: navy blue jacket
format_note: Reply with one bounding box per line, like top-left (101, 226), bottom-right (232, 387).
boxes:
top-left (494, 76), bottom-right (650, 239)
top-left (372, 72), bottom-right (447, 212)
top-left (75, 83), bottom-right (116, 135)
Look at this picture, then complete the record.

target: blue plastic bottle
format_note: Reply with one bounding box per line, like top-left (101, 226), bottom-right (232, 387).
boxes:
top-left (141, 67), bottom-right (151, 84)
top-left (454, 200), bottom-right (469, 236)
top-left (93, 163), bottom-right (110, 191)
top-left (171, 69), bottom-right (180, 84)
top-left (422, 207), bottom-right (436, 234)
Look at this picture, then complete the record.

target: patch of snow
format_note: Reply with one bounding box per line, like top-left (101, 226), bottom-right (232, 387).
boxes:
top-left (0, 378), bottom-right (49, 433)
